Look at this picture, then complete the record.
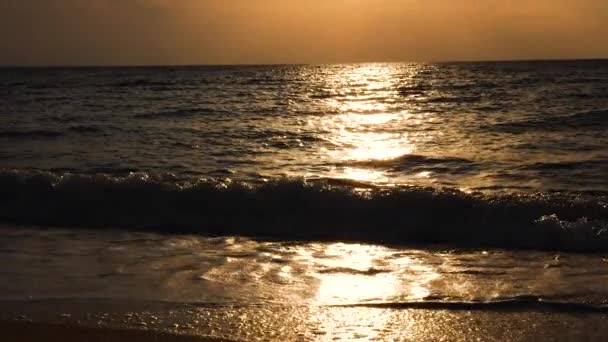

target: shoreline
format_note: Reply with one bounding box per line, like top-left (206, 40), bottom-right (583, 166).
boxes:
top-left (3, 298), bottom-right (608, 341)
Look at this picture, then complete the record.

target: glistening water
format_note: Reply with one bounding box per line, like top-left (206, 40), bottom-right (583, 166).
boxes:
top-left (1, 61), bottom-right (608, 340)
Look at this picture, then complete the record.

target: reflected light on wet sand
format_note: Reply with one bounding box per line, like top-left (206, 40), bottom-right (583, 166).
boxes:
top-left (304, 243), bottom-right (442, 340)
top-left (308, 243), bottom-right (441, 305)
top-left (313, 243), bottom-right (399, 304)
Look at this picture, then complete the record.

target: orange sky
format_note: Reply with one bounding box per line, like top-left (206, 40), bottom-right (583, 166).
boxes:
top-left (1, 0), bottom-right (607, 65)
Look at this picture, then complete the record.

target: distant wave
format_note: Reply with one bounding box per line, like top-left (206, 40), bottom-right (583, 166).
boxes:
top-left (239, 77), bottom-right (287, 86)
top-left (426, 95), bottom-right (482, 104)
top-left (490, 108), bottom-right (608, 133)
top-left (108, 78), bottom-right (207, 92)
top-left (112, 79), bottom-right (178, 88)
top-left (521, 158), bottom-right (608, 171)
top-left (309, 92), bottom-right (335, 100)
top-left (0, 126), bottom-right (107, 138)
top-left (134, 108), bottom-right (217, 119)
top-left (398, 85), bottom-right (429, 96)
top-left (1, 170), bottom-right (607, 252)
top-left (67, 125), bottom-right (105, 134)
top-left (0, 130), bottom-right (63, 139)
top-left (397, 82), bottom-right (499, 97)
top-left (346, 154), bottom-right (478, 173)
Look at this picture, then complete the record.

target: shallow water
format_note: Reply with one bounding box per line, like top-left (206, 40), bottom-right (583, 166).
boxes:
top-left (2, 227), bottom-right (608, 340)
top-left (2, 62), bottom-right (608, 251)
top-left (2, 228), bottom-right (607, 306)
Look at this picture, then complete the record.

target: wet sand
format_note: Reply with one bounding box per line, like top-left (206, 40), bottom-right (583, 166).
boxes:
top-left (4, 313), bottom-right (608, 342)
top-left (3, 299), bottom-right (608, 341)
top-left (0, 320), bottom-right (229, 342)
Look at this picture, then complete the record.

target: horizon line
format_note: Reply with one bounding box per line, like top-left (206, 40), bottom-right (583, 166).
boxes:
top-left (1, 57), bottom-right (608, 68)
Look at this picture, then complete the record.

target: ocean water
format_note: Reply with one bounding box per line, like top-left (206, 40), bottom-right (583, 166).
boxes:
top-left (2, 61), bottom-right (608, 250)
top-left (2, 61), bottom-right (608, 339)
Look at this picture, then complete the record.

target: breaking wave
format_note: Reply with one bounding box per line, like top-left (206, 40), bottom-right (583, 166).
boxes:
top-left (1, 170), bottom-right (607, 252)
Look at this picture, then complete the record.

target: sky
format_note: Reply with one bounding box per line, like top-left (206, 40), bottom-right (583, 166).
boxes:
top-left (1, 0), bottom-right (608, 66)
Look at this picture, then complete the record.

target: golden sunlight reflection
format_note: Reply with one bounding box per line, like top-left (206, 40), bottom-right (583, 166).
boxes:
top-left (309, 243), bottom-right (398, 340)
top-left (328, 130), bottom-right (414, 162)
top-left (334, 167), bottom-right (389, 183)
top-left (313, 244), bottom-right (398, 304)
top-left (307, 243), bottom-right (441, 305)
top-left (313, 307), bottom-right (399, 341)
top-left (416, 171), bottom-right (432, 178)
top-left (311, 64), bottom-right (423, 183)
top-left (301, 243), bottom-right (443, 340)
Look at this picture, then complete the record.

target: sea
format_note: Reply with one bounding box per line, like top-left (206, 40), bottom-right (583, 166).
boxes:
top-left (1, 61), bottom-right (608, 340)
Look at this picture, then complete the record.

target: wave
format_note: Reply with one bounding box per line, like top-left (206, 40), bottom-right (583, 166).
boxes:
top-left (134, 108), bottom-right (217, 119)
top-left (521, 158), bottom-right (608, 171)
top-left (239, 77), bottom-right (287, 86)
top-left (309, 92), bottom-right (334, 99)
top-left (0, 170), bottom-right (607, 252)
top-left (398, 85), bottom-right (429, 96)
top-left (332, 296), bottom-right (608, 314)
top-left (109, 78), bottom-right (207, 91)
top-left (398, 81), bottom-right (498, 96)
top-left (67, 125), bottom-right (105, 134)
top-left (426, 95), bottom-right (482, 104)
top-left (490, 108), bottom-right (608, 133)
top-left (347, 154), bottom-right (477, 173)
top-left (0, 130), bottom-right (63, 139)
top-left (0, 126), bottom-right (107, 139)
top-left (112, 79), bottom-right (177, 88)
top-left (317, 267), bottom-right (391, 276)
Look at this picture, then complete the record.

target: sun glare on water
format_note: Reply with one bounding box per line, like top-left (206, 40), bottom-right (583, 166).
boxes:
top-left (312, 64), bottom-right (421, 183)
top-left (300, 242), bottom-right (441, 340)
top-left (313, 243), bottom-right (399, 304)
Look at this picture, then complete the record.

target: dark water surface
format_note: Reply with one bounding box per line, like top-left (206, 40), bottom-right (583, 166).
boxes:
top-left (2, 61), bottom-right (608, 251)
top-left (2, 61), bottom-right (608, 191)
top-left (2, 61), bottom-right (608, 340)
